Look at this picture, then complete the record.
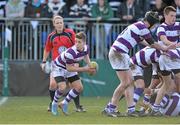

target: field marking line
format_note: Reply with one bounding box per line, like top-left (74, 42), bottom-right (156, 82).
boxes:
top-left (0, 97), bottom-right (8, 106)
top-left (81, 77), bottom-right (106, 85)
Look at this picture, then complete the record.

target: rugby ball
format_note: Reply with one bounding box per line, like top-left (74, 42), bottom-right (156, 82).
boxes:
top-left (89, 61), bottom-right (98, 76)
top-left (90, 61), bottom-right (99, 71)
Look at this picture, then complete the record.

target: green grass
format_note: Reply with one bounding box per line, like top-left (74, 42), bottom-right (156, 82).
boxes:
top-left (0, 96), bottom-right (180, 124)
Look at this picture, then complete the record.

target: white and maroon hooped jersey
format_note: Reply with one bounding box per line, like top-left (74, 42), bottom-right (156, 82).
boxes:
top-left (54, 45), bottom-right (89, 69)
top-left (130, 47), bottom-right (161, 68)
top-left (112, 21), bottom-right (152, 53)
top-left (160, 93), bottom-right (180, 116)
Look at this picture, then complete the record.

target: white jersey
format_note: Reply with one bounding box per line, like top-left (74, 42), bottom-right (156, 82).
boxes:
top-left (160, 93), bottom-right (180, 116)
top-left (130, 47), bottom-right (161, 68)
top-left (112, 21), bottom-right (152, 53)
top-left (54, 45), bottom-right (89, 69)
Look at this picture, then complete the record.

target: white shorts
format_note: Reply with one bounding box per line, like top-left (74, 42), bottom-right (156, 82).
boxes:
top-left (131, 65), bottom-right (143, 77)
top-left (50, 61), bottom-right (78, 78)
top-left (159, 55), bottom-right (180, 71)
top-left (131, 63), bottom-right (158, 77)
top-left (109, 48), bottom-right (130, 70)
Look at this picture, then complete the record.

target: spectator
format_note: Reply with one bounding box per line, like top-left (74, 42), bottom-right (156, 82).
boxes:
top-left (46, 0), bottom-right (68, 18)
top-left (152, 0), bottom-right (167, 19)
top-left (108, 0), bottom-right (122, 17)
top-left (91, 0), bottom-right (114, 59)
top-left (69, 0), bottom-right (91, 18)
top-left (68, 0), bottom-right (91, 32)
top-left (64, 0), bottom-right (76, 12)
top-left (6, 0), bottom-right (25, 18)
top-left (0, 0), bottom-right (6, 18)
top-left (174, 0), bottom-right (180, 18)
top-left (25, 0), bottom-right (44, 18)
top-left (117, 0), bottom-right (141, 23)
top-left (5, 0), bottom-right (26, 59)
top-left (88, 0), bottom-right (97, 9)
top-left (136, 0), bottom-right (150, 16)
top-left (162, 0), bottom-right (175, 6)
top-left (91, 0), bottom-right (113, 21)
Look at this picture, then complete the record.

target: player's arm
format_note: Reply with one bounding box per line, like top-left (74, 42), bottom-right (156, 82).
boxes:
top-left (41, 35), bottom-right (52, 70)
top-left (65, 53), bottom-right (93, 73)
top-left (41, 49), bottom-right (51, 71)
top-left (83, 55), bottom-right (91, 67)
top-left (42, 49), bottom-right (50, 63)
top-left (66, 63), bottom-right (89, 72)
top-left (140, 39), bottom-right (165, 51)
top-left (158, 26), bottom-right (175, 46)
top-left (142, 38), bottom-right (176, 51)
top-left (159, 35), bottom-right (175, 46)
top-left (66, 55), bottom-right (95, 74)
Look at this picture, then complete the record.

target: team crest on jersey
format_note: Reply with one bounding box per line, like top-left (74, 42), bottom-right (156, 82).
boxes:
top-left (58, 46), bottom-right (67, 54)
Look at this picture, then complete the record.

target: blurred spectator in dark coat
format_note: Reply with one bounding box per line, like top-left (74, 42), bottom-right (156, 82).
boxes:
top-left (162, 0), bottom-right (175, 6)
top-left (25, 0), bottom-right (44, 18)
top-left (64, 0), bottom-right (76, 12)
top-left (152, 0), bottom-right (167, 19)
top-left (136, 0), bottom-right (150, 16)
top-left (174, 0), bottom-right (180, 18)
top-left (69, 0), bottom-right (91, 18)
top-left (117, 0), bottom-right (141, 23)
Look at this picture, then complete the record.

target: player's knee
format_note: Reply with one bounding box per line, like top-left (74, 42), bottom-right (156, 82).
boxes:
top-left (127, 78), bottom-right (133, 86)
top-left (121, 82), bottom-right (131, 90)
top-left (160, 70), bottom-right (171, 76)
top-left (49, 82), bottom-right (57, 90)
top-left (75, 84), bottom-right (83, 92)
top-left (137, 84), bottom-right (145, 89)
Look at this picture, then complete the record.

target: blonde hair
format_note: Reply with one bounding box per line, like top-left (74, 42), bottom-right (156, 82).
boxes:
top-left (52, 15), bottom-right (63, 23)
top-left (164, 6), bottom-right (176, 15)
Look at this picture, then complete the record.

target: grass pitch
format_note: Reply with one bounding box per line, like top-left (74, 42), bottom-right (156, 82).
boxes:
top-left (0, 96), bottom-right (180, 124)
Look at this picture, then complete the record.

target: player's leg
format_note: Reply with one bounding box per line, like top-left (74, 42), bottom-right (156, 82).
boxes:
top-left (103, 49), bottom-right (133, 117)
top-left (66, 82), bottom-right (86, 112)
top-left (133, 78), bottom-right (145, 105)
top-left (59, 75), bottom-right (82, 115)
top-left (105, 70), bottom-right (133, 116)
top-left (131, 65), bottom-right (145, 106)
top-left (150, 55), bottom-right (179, 115)
top-left (142, 64), bottom-right (161, 106)
top-left (48, 76), bottom-right (57, 111)
top-left (150, 71), bottom-right (171, 115)
top-left (173, 70), bottom-right (180, 92)
top-left (143, 76), bottom-right (161, 104)
top-left (51, 76), bottom-right (66, 115)
top-left (125, 83), bottom-right (139, 116)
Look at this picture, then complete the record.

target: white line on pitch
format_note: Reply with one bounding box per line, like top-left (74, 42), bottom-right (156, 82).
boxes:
top-left (0, 97), bottom-right (8, 106)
